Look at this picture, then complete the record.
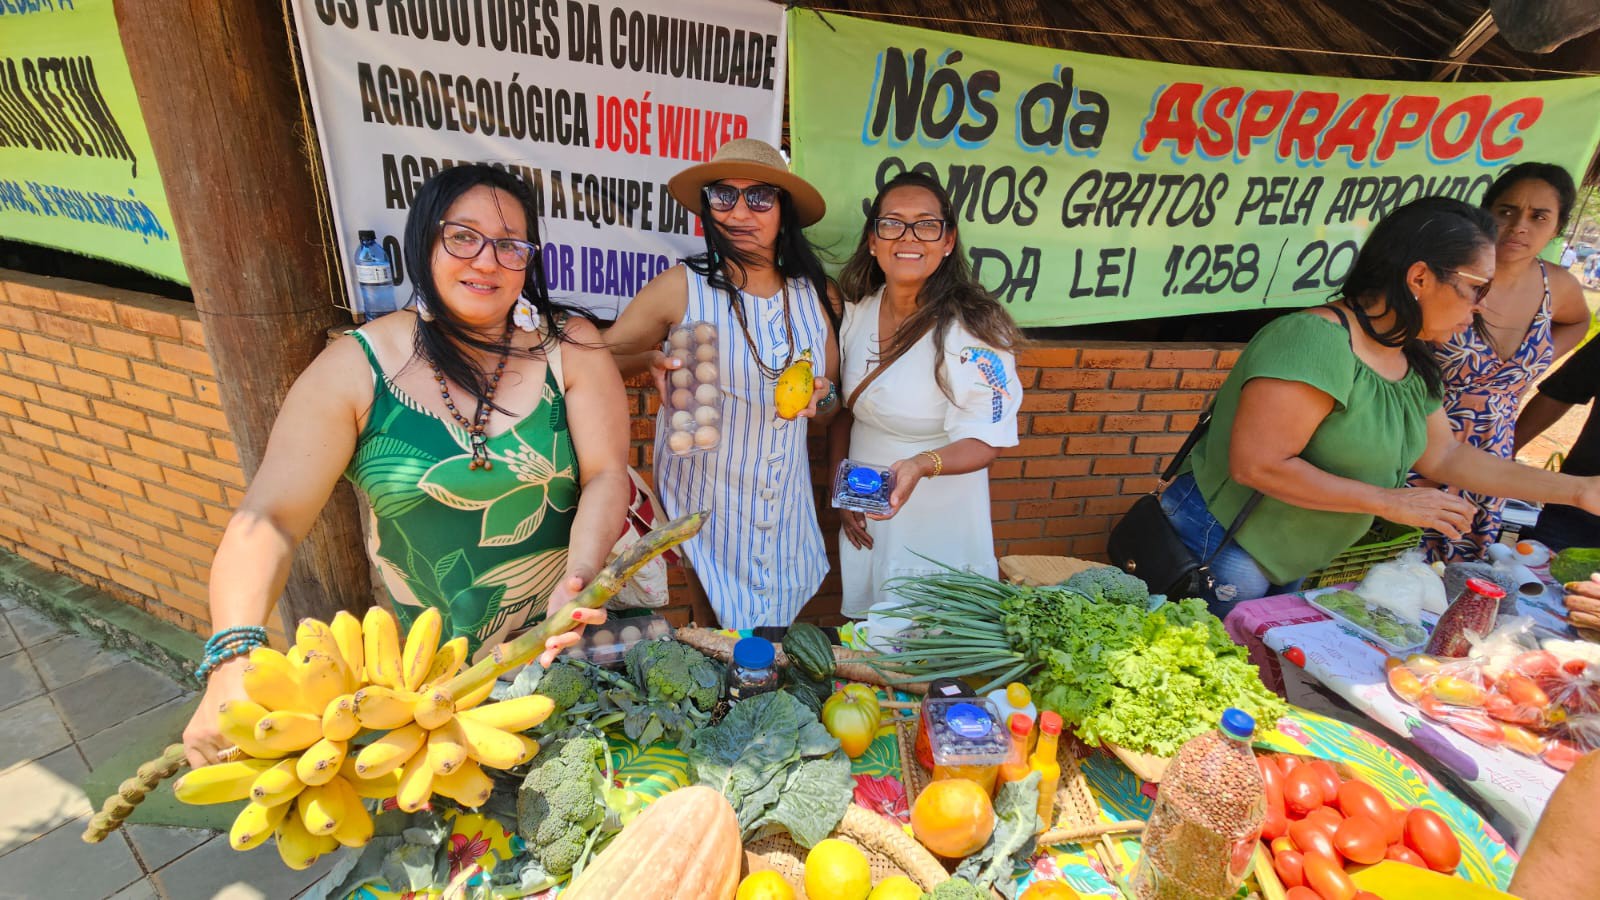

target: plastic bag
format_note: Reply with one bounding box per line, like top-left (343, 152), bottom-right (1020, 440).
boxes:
top-left (1357, 550), bottom-right (1446, 623)
top-left (1467, 616), bottom-right (1540, 680)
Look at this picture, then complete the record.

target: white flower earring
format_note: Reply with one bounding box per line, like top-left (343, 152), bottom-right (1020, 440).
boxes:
top-left (512, 296), bottom-right (540, 333)
top-left (411, 294), bottom-right (434, 322)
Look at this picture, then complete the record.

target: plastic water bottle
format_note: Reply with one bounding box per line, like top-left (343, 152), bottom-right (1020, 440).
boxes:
top-left (355, 230), bottom-right (397, 319)
top-left (1131, 709), bottom-right (1265, 899)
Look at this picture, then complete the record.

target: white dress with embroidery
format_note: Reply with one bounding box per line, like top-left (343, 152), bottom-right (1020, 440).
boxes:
top-left (837, 289), bottom-right (1021, 617)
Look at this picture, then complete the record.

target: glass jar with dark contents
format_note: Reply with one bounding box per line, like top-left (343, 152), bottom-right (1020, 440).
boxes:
top-left (726, 637), bottom-right (781, 702)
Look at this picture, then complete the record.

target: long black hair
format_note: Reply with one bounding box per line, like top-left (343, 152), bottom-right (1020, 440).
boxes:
top-left (1336, 196), bottom-right (1497, 397)
top-left (838, 171), bottom-right (1023, 401)
top-left (683, 185), bottom-right (834, 329)
top-left (402, 164), bottom-right (583, 413)
top-left (1483, 161), bottom-right (1578, 233)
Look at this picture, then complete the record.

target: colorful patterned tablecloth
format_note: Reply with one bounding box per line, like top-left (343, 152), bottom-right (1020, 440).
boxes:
top-left (350, 702), bottom-right (1517, 898)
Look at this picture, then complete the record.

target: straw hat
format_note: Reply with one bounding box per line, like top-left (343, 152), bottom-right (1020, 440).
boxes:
top-left (667, 138), bottom-right (826, 227)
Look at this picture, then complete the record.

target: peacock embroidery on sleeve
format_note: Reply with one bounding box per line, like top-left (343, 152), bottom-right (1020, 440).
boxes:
top-left (959, 346), bottom-right (1010, 423)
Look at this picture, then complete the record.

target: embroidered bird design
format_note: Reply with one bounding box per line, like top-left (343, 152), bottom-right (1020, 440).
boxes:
top-left (959, 346), bottom-right (1009, 423)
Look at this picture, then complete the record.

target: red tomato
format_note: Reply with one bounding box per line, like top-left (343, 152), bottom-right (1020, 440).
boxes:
top-left (1332, 815), bottom-right (1387, 865)
top-left (1278, 754), bottom-right (1302, 774)
top-left (1336, 781), bottom-right (1391, 825)
top-left (1289, 819), bottom-right (1337, 862)
top-left (1283, 766), bottom-right (1325, 816)
top-left (1271, 836), bottom-right (1296, 857)
top-left (1564, 658), bottom-right (1589, 676)
top-left (1285, 888), bottom-right (1322, 900)
top-left (1386, 844), bottom-right (1427, 867)
top-left (1513, 650), bottom-right (1562, 679)
top-left (1273, 848), bottom-right (1306, 888)
top-left (1499, 673), bottom-right (1551, 708)
top-left (1305, 806), bottom-right (1344, 834)
top-left (1262, 796), bottom-right (1288, 841)
top-left (1303, 852), bottom-right (1358, 900)
top-left (1403, 808), bottom-right (1461, 873)
top-left (1306, 759), bottom-right (1342, 805)
top-left (1384, 807), bottom-right (1407, 845)
top-left (1285, 646), bottom-right (1307, 667)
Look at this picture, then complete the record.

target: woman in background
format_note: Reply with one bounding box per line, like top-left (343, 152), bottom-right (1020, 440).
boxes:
top-left (1411, 162), bottom-right (1591, 561)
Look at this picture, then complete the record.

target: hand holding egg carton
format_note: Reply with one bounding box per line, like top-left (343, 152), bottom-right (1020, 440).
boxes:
top-left (663, 322), bottom-right (722, 456)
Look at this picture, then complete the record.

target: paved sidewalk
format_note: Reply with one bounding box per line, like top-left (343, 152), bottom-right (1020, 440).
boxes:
top-left (0, 594), bottom-right (338, 899)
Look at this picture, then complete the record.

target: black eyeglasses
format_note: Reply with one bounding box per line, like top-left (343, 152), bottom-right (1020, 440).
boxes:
top-left (1449, 268), bottom-right (1493, 303)
top-left (874, 217), bottom-right (946, 242)
top-left (437, 221), bottom-right (538, 271)
top-left (703, 183), bottom-right (781, 213)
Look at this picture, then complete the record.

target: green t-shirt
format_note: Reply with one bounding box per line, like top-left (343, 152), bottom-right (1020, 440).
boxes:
top-left (1186, 313), bottom-right (1439, 584)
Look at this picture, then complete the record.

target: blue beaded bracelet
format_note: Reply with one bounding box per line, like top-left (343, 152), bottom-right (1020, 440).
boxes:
top-left (203, 625), bottom-right (267, 655)
top-left (194, 636), bottom-right (263, 681)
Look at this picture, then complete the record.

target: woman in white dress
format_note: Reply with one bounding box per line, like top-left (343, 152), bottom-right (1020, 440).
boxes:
top-left (830, 172), bottom-right (1023, 617)
top-left (605, 140), bottom-right (840, 629)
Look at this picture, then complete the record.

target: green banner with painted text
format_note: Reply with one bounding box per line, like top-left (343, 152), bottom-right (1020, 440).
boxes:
top-left (0, 0), bottom-right (186, 283)
top-left (788, 11), bottom-right (1600, 326)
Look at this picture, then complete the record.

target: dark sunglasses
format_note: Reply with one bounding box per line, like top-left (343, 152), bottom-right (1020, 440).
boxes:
top-left (1448, 268), bottom-right (1493, 303)
top-left (437, 221), bottom-right (538, 271)
top-left (704, 183), bottom-right (781, 213)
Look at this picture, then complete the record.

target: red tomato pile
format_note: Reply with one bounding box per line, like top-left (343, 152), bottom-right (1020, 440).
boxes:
top-left (1259, 752), bottom-right (1461, 900)
top-left (1385, 650), bottom-right (1593, 771)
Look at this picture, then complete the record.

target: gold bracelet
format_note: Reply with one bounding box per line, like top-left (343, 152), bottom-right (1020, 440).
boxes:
top-left (918, 449), bottom-right (943, 477)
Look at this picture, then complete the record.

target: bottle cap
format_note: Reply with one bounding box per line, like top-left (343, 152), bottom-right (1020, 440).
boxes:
top-left (1464, 577), bottom-right (1508, 600)
top-left (845, 466), bottom-right (883, 496)
top-left (358, 229), bottom-right (376, 241)
top-left (1005, 682), bottom-right (1032, 707)
top-left (1039, 710), bottom-right (1063, 736)
top-left (1008, 713), bottom-right (1033, 737)
top-left (1220, 707), bottom-right (1256, 740)
top-left (732, 637), bottom-right (775, 670)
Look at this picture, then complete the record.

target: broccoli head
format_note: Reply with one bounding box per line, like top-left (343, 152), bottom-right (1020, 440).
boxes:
top-left (1065, 565), bottom-right (1150, 607)
top-left (536, 659), bottom-right (598, 711)
top-left (923, 877), bottom-right (987, 899)
top-left (515, 735), bottom-right (607, 876)
top-left (624, 640), bottom-right (723, 711)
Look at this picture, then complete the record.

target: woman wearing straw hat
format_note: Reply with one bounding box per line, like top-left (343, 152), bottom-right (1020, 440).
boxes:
top-left (605, 139), bottom-right (839, 629)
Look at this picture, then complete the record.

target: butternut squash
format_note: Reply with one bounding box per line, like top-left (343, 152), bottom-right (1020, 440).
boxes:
top-left (563, 785), bottom-right (742, 900)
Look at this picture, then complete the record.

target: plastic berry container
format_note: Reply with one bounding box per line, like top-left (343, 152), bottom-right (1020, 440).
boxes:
top-left (831, 459), bottom-right (896, 514)
top-left (663, 321), bottom-right (721, 457)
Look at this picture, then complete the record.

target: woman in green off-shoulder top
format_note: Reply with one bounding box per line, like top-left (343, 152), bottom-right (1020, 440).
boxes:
top-left (180, 165), bottom-right (630, 767)
top-left (1161, 196), bottom-right (1600, 615)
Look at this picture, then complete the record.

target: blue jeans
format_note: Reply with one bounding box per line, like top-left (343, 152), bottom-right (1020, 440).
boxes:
top-left (1159, 473), bottom-right (1301, 617)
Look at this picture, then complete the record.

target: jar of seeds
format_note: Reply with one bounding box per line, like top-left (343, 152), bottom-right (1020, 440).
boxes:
top-left (1129, 708), bottom-right (1265, 899)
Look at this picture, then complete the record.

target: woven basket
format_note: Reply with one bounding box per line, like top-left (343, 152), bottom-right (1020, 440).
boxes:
top-left (998, 555), bottom-right (1109, 587)
top-left (1301, 521), bottom-right (1422, 589)
top-left (742, 804), bottom-right (951, 896)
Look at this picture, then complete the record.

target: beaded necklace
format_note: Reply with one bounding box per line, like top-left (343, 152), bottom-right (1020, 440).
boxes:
top-left (729, 280), bottom-right (797, 380)
top-left (429, 337), bottom-right (511, 471)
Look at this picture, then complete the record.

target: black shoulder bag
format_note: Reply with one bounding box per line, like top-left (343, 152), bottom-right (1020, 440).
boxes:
top-left (1105, 410), bottom-right (1261, 600)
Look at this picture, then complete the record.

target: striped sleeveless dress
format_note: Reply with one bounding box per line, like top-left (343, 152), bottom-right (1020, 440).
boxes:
top-left (653, 268), bottom-right (830, 629)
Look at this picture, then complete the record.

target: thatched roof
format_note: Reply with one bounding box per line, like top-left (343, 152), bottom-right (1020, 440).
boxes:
top-left (794, 1), bottom-right (1600, 82)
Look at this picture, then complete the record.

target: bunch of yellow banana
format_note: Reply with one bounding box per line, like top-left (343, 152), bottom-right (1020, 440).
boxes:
top-left (173, 606), bottom-right (554, 871)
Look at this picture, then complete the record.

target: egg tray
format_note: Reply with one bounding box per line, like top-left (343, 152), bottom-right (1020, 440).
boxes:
top-left (662, 320), bottom-right (723, 457)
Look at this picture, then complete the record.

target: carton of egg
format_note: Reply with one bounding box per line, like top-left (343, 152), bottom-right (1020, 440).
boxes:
top-left (663, 321), bottom-right (721, 456)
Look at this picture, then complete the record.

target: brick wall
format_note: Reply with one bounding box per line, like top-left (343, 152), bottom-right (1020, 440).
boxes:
top-left (0, 267), bottom-right (1242, 634)
top-left (0, 270), bottom-right (244, 636)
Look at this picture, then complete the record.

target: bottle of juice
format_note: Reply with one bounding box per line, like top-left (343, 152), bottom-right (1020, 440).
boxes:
top-left (1130, 709), bottom-right (1265, 900)
top-left (997, 713), bottom-right (1034, 787)
top-left (1031, 711), bottom-right (1063, 830)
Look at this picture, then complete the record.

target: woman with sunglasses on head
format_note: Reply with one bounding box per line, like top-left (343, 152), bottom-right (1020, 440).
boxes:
top-left (1406, 163), bottom-right (1592, 562)
top-left (180, 164), bottom-right (628, 767)
top-left (1160, 196), bottom-right (1600, 617)
top-left (605, 139), bottom-right (839, 629)
top-left (830, 172), bottom-right (1023, 620)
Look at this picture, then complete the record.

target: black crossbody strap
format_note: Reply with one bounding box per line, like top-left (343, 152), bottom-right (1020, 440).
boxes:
top-left (1203, 491), bottom-right (1262, 566)
top-left (1159, 409), bottom-right (1213, 485)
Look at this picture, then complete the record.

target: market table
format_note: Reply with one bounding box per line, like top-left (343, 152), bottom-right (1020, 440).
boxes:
top-left (1226, 591), bottom-right (1565, 844)
top-left (340, 700), bottom-right (1518, 898)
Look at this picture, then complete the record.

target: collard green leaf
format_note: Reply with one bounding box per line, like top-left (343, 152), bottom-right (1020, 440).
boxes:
top-left (752, 751), bottom-right (853, 848)
top-left (954, 771), bottom-right (1043, 898)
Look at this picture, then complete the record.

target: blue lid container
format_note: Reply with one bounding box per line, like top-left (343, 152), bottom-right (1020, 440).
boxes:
top-left (732, 636), bottom-right (776, 670)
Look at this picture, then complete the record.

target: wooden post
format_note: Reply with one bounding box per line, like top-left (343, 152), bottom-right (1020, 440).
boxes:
top-left (115, 1), bottom-right (371, 629)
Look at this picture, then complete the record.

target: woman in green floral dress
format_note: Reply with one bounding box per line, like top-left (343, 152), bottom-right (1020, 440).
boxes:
top-left (182, 166), bottom-right (630, 767)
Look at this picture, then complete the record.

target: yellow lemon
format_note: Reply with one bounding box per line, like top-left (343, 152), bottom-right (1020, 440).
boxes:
top-left (866, 875), bottom-right (924, 900)
top-left (803, 838), bottom-right (871, 900)
top-left (736, 870), bottom-right (796, 900)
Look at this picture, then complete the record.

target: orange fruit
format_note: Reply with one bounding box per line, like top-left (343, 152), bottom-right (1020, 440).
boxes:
top-left (910, 778), bottom-right (996, 858)
top-left (1021, 882), bottom-right (1082, 900)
